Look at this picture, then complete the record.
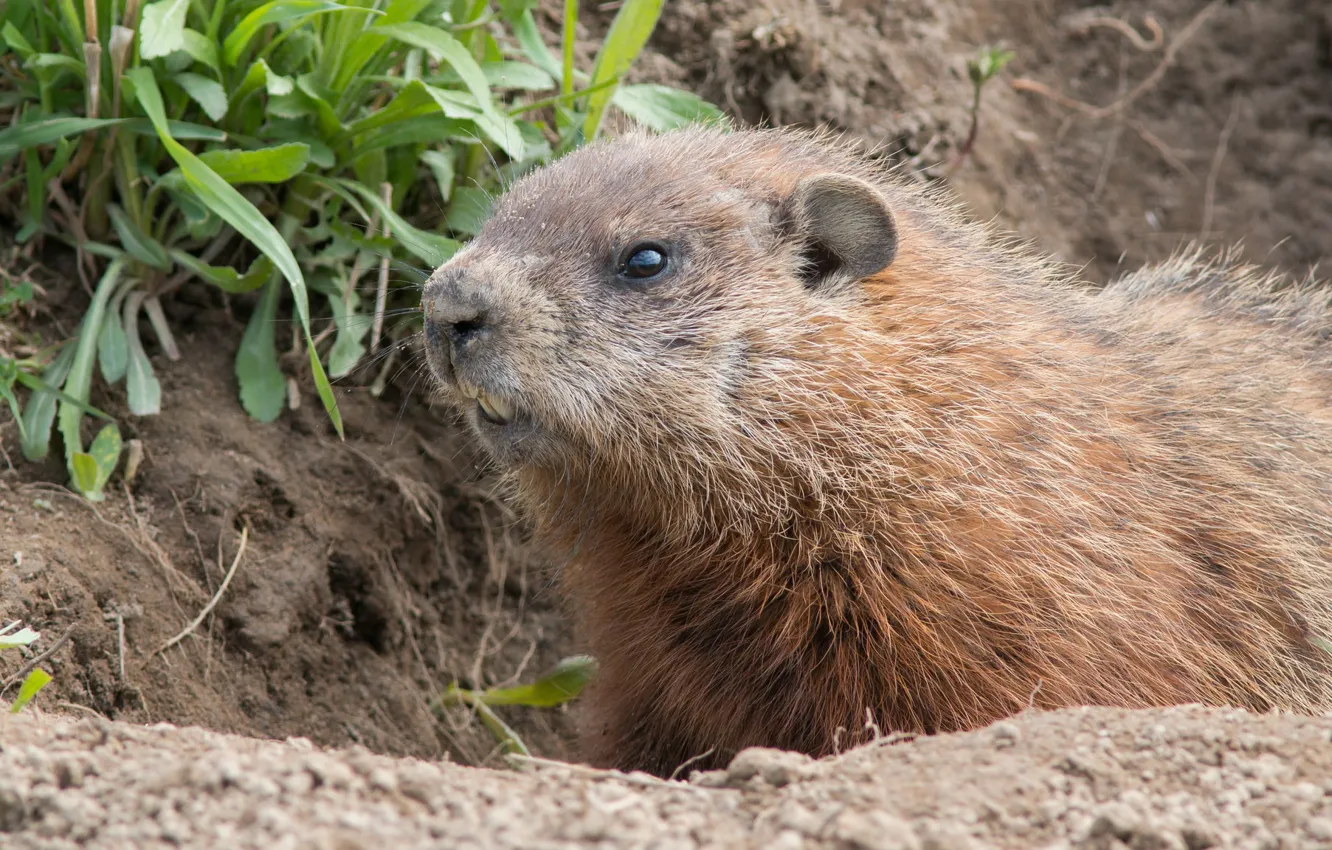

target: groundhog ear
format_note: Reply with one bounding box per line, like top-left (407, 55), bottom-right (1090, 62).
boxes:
top-left (782, 174), bottom-right (898, 293)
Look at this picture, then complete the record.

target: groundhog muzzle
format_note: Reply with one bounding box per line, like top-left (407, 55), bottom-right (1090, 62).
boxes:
top-left (421, 127), bottom-right (1332, 777)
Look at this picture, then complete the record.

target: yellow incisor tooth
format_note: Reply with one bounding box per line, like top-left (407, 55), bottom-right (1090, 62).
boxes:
top-left (478, 392), bottom-right (513, 423)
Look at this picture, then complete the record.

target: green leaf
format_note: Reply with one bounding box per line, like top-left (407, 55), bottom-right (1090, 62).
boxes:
top-left (107, 204), bottom-right (171, 271)
top-left (174, 71), bottom-right (228, 122)
top-left (473, 655), bottom-right (597, 707)
top-left (2, 22), bottom-right (37, 61)
top-left (444, 185), bottom-right (492, 237)
top-left (223, 0), bottom-right (354, 67)
top-left (97, 305), bottom-right (129, 384)
top-left (0, 116), bottom-right (228, 160)
top-left (231, 58), bottom-right (294, 109)
top-left (321, 177), bottom-right (460, 266)
top-left (125, 68), bottom-right (343, 436)
top-left (327, 291), bottom-right (368, 379)
top-left (88, 422), bottom-right (123, 494)
top-left (124, 299), bottom-right (162, 416)
top-left (15, 370), bottom-right (115, 420)
top-left (349, 116), bottom-right (471, 159)
top-left (374, 23), bottom-right (525, 159)
top-left (235, 278), bottom-right (286, 423)
top-left (170, 250), bottom-right (273, 294)
top-left (583, 0), bottom-right (664, 140)
top-left (330, 0), bottom-right (432, 94)
top-left (70, 451), bottom-right (100, 497)
top-left (139, 0), bottom-right (191, 59)
top-left (420, 84), bottom-right (524, 161)
top-left (479, 61), bottom-right (555, 91)
top-left (295, 74), bottom-right (343, 139)
top-left (507, 9), bottom-right (561, 80)
top-left (0, 626), bottom-right (40, 650)
top-left (498, 0), bottom-right (540, 18)
top-left (373, 23), bottom-right (494, 111)
top-left (196, 143), bottom-right (310, 184)
top-left (344, 79), bottom-right (437, 137)
top-left (122, 118), bottom-right (229, 141)
top-left (611, 84), bottom-right (725, 131)
top-left (181, 28), bottom-right (221, 75)
top-left (19, 343), bottom-right (76, 461)
top-left (58, 259), bottom-right (123, 482)
top-left (421, 149), bottom-right (454, 203)
top-left (28, 53), bottom-right (86, 77)
top-left (0, 116), bottom-right (118, 159)
top-left (10, 669), bottom-right (52, 714)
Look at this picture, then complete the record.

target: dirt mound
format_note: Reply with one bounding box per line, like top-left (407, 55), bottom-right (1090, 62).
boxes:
top-left (1, 311), bottom-right (575, 766)
top-left (4, 704), bottom-right (1332, 848)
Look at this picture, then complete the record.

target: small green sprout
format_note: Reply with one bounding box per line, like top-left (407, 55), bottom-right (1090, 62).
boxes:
top-left (953, 46), bottom-right (1017, 169)
top-left (436, 655), bottom-right (597, 759)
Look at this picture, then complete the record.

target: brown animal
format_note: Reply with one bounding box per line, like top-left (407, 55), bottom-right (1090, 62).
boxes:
top-left (421, 127), bottom-right (1332, 777)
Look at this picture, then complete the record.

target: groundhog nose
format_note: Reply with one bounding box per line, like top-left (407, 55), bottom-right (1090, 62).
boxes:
top-left (424, 267), bottom-right (496, 357)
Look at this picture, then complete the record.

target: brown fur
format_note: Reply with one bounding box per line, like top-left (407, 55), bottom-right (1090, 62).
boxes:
top-left (421, 127), bottom-right (1332, 777)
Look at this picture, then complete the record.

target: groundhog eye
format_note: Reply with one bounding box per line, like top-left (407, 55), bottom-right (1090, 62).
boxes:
top-left (619, 244), bottom-right (669, 281)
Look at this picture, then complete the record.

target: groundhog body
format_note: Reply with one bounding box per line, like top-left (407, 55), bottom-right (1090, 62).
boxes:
top-left (422, 127), bottom-right (1332, 777)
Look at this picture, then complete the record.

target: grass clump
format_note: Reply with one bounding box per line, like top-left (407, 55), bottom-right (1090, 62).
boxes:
top-left (0, 0), bottom-right (721, 499)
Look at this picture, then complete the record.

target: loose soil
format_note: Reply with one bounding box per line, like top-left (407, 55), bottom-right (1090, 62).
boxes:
top-left (6, 705), bottom-right (1332, 849)
top-left (2, 0), bottom-right (1331, 846)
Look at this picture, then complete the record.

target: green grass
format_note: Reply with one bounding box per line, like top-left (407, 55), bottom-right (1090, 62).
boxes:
top-left (0, 622), bottom-right (52, 713)
top-left (435, 654), bottom-right (596, 757)
top-left (0, 0), bottom-right (722, 500)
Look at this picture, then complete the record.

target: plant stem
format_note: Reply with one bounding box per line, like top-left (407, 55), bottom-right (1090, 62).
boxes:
top-left (561, 0), bottom-right (577, 97)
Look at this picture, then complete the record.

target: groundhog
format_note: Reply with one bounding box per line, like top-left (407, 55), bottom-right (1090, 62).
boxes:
top-left (420, 127), bottom-right (1332, 777)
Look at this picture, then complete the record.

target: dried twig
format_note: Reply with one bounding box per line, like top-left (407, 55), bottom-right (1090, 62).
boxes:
top-left (370, 181), bottom-right (393, 354)
top-left (1013, 0), bottom-right (1222, 121)
top-left (1200, 96), bottom-right (1242, 241)
top-left (1068, 13), bottom-right (1164, 51)
top-left (154, 523), bottom-right (250, 657)
top-left (103, 611), bottom-right (126, 682)
top-left (1, 626), bottom-right (75, 691)
top-left (669, 747), bottom-right (719, 781)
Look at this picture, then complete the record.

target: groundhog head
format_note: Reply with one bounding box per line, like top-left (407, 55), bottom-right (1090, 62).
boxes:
top-left (421, 129), bottom-right (899, 495)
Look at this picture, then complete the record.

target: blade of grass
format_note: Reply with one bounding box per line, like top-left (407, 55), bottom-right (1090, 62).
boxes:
top-left (582, 0), bottom-right (663, 140)
top-left (0, 116), bottom-right (228, 161)
top-left (126, 67), bottom-right (343, 436)
top-left (223, 0), bottom-right (356, 67)
top-left (320, 176), bottom-right (460, 265)
top-left (328, 0), bottom-right (432, 94)
top-left (57, 257), bottom-right (123, 475)
top-left (107, 203), bottom-right (171, 270)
